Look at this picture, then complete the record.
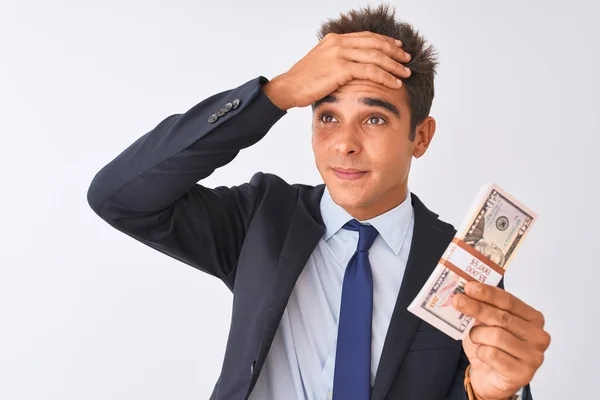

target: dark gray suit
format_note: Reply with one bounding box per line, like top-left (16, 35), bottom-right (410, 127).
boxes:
top-left (87, 76), bottom-right (532, 400)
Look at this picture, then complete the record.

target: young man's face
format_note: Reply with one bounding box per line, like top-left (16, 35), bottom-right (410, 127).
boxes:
top-left (311, 79), bottom-right (435, 220)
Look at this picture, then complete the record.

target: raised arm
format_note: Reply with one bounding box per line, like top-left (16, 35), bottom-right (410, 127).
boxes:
top-left (87, 76), bottom-right (286, 288)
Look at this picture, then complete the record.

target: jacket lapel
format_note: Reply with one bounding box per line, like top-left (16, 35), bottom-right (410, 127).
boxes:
top-left (244, 187), bottom-right (456, 400)
top-left (245, 184), bottom-right (326, 399)
top-left (371, 193), bottom-right (456, 400)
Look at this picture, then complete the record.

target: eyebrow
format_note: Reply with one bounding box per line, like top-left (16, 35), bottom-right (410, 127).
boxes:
top-left (312, 95), bottom-right (401, 117)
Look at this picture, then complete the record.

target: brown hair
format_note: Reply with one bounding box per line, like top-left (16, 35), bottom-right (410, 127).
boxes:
top-left (317, 4), bottom-right (438, 140)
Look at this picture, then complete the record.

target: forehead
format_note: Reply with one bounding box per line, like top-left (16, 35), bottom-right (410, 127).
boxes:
top-left (316, 79), bottom-right (408, 111)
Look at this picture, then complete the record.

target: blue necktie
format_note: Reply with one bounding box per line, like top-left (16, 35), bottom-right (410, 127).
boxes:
top-left (333, 219), bottom-right (379, 400)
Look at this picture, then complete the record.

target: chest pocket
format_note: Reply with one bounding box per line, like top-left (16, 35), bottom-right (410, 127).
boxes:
top-left (408, 321), bottom-right (460, 351)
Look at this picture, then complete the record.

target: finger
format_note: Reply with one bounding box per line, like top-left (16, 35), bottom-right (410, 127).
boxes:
top-left (347, 62), bottom-right (404, 89)
top-left (341, 48), bottom-right (411, 79)
top-left (341, 31), bottom-right (403, 47)
top-left (475, 345), bottom-right (535, 387)
top-left (469, 325), bottom-right (545, 367)
top-left (341, 35), bottom-right (412, 64)
top-left (454, 293), bottom-right (531, 340)
top-left (324, 31), bottom-right (401, 49)
top-left (465, 281), bottom-right (545, 326)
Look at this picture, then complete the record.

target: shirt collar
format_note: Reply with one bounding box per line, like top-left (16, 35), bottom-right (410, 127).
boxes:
top-left (319, 186), bottom-right (414, 255)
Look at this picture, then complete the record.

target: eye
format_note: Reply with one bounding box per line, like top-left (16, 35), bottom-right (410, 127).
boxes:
top-left (316, 112), bottom-right (387, 125)
top-left (318, 113), bottom-right (338, 123)
top-left (366, 114), bottom-right (387, 125)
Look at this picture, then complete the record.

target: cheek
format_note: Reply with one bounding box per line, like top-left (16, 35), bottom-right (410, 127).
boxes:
top-left (369, 139), bottom-right (413, 177)
top-left (311, 132), bottom-right (319, 152)
top-left (312, 131), bottom-right (330, 156)
top-left (311, 133), bottom-right (326, 168)
top-left (371, 138), bottom-right (407, 164)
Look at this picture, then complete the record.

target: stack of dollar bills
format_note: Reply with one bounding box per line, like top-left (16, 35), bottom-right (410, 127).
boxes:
top-left (408, 183), bottom-right (537, 340)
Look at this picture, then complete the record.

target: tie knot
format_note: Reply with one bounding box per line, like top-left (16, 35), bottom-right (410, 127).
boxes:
top-left (343, 219), bottom-right (379, 252)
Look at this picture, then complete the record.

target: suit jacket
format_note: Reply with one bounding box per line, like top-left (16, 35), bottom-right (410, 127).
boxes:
top-left (87, 76), bottom-right (531, 400)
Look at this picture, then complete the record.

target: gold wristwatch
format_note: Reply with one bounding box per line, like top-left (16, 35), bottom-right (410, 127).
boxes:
top-left (464, 365), bottom-right (523, 400)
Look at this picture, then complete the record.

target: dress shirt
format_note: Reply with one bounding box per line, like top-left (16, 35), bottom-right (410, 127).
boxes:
top-left (249, 186), bottom-right (414, 400)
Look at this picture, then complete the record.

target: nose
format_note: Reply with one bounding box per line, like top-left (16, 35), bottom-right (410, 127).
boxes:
top-left (334, 128), bottom-right (361, 155)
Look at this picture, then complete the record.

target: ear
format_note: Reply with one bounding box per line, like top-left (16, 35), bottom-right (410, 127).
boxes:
top-left (412, 116), bottom-right (436, 158)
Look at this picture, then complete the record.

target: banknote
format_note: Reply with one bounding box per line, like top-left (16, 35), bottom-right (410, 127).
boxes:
top-left (407, 183), bottom-right (537, 340)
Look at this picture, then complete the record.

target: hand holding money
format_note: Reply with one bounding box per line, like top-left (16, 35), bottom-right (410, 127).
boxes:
top-left (407, 183), bottom-right (550, 398)
top-left (408, 184), bottom-right (540, 338)
top-left (454, 281), bottom-right (550, 400)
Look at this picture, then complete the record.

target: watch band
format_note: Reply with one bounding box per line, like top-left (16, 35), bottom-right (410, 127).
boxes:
top-left (464, 364), bottom-right (523, 400)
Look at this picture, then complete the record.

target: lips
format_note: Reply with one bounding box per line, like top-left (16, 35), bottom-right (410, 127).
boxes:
top-left (332, 168), bottom-right (368, 181)
top-left (334, 168), bottom-right (365, 173)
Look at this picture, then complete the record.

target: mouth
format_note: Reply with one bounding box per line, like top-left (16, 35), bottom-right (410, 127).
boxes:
top-left (331, 167), bottom-right (369, 181)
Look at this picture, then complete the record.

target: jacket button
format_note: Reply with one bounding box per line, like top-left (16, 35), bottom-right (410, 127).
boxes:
top-left (250, 360), bottom-right (256, 374)
top-left (216, 108), bottom-right (226, 117)
top-left (208, 114), bottom-right (218, 123)
top-left (232, 99), bottom-right (240, 109)
top-left (222, 102), bottom-right (233, 112)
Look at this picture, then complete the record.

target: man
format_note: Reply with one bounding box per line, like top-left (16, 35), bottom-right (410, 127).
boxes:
top-left (87, 5), bottom-right (550, 400)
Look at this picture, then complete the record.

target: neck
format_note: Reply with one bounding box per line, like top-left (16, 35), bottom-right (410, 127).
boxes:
top-left (344, 185), bottom-right (409, 221)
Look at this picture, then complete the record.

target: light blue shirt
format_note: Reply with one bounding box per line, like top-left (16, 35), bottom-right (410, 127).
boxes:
top-left (249, 187), bottom-right (415, 400)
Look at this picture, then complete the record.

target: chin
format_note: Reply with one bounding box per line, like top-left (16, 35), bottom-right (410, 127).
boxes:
top-left (327, 185), bottom-right (369, 209)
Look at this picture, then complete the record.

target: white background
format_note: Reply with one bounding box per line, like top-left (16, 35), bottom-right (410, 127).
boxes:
top-left (1, 0), bottom-right (598, 398)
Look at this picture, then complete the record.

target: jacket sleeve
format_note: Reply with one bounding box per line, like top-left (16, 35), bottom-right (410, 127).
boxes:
top-left (86, 76), bottom-right (287, 288)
